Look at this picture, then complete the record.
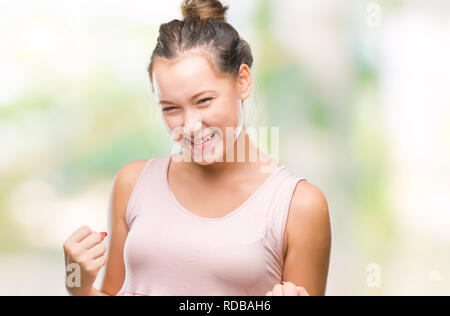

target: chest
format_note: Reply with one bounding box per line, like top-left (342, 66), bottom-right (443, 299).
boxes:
top-left (167, 173), bottom-right (290, 260)
top-left (123, 214), bottom-right (278, 295)
top-left (169, 178), bottom-right (250, 218)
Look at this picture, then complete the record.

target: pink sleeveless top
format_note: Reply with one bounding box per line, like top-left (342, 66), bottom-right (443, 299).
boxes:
top-left (116, 155), bottom-right (305, 296)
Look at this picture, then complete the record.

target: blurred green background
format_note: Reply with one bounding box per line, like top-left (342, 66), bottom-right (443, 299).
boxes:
top-left (1, 0), bottom-right (449, 295)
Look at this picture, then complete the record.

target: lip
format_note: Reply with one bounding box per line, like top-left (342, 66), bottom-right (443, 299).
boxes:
top-left (189, 132), bottom-right (217, 150)
top-left (185, 132), bottom-right (216, 145)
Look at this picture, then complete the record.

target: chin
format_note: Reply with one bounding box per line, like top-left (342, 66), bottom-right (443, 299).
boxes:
top-left (190, 152), bottom-right (220, 165)
top-left (194, 159), bottom-right (217, 166)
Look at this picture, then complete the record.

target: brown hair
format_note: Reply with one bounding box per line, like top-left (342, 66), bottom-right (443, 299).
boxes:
top-left (148, 0), bottom-right (253, 87)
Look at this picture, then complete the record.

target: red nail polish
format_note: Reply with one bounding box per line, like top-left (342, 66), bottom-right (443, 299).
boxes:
top-left (101, 232), bottom-right (107, 237)
top-left (280, 281), bottom-right (284, 285)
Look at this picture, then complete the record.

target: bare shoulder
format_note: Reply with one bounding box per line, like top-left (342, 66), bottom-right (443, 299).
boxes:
top-left (114, 160), bottom-right (149, 190)
top-left (111, 160), bottom-right (150, 219)
top-left (286, 180), bottom-right (331, 248)
top-left (101, 159), bottom-right (150, 295)
top-left (291, 180), bottom-right (329, 218)
top-left (283, 180), bottom-right (332, 295)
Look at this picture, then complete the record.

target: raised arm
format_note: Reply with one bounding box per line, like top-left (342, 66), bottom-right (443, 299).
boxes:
top-left (99, 159), bottom-right (149, 296)
top-left (266, 180), bottom-right (332, 296)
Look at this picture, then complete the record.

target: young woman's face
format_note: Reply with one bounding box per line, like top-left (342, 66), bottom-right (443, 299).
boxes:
top-left (152, 51), bottom-right (251, 165)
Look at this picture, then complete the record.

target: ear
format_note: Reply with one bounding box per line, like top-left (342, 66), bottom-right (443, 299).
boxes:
top-left (237, 64), bottom-right (252, 101)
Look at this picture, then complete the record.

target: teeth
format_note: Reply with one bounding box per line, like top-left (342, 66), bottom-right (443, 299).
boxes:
top-left (204, 133), bottom-right (214, 142)
top-left (191, 133), bottom-right (215, 145)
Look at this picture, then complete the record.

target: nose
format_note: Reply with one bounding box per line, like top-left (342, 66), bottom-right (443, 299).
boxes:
top-left (183, 110), bottom-right (203, 141)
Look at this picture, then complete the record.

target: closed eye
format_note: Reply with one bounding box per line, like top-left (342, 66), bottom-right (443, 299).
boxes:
top-left (198, 98), bottom-right (213, 104)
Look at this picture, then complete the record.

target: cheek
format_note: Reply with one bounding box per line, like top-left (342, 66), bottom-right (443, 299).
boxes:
top-left (211, 99), bottom-right (241, 128)
top-left (163, 115), bottom-right (183, 129)
top-left (162, 116), bottom-right (184, 141)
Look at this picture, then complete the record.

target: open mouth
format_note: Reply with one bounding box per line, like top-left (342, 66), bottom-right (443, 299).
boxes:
top-left (188, 132), bottom-right (217, 150)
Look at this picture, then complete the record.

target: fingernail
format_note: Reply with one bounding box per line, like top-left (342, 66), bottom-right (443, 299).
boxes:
top-left (101, 232), bottom-right (107, 238)
top-left (280, 281), bottom-right (284, 285)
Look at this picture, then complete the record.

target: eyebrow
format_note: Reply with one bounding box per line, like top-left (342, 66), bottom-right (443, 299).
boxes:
top-left (159, 90), bottom-right (216, 105)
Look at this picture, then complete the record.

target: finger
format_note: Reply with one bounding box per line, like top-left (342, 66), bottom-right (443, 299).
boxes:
top-left (91, 255), bottom-right (107, 271)
top-left (282, 282), bottom-right (298, 296)
top-left (78, 232), bottom-right (106, 250)
top-left (296, 286), bottom-right (310, 296)
top-left (67, 225), bottom-right (92, 244)
top-left (86, 242), bottom-right (107, 260)
top-left (266, 291), bottom-right (273, 296)
top-left (272, 284), bottom-right (284, 296)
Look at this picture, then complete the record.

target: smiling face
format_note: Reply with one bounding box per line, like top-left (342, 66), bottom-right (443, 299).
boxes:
top-left (151, 50), bottom-right (252, 165)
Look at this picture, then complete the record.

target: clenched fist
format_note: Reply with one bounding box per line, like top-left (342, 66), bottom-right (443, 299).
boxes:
top-left (266, 281), bottom-right (310, 296)
top-left (63, 225), bottom-right (108, 296)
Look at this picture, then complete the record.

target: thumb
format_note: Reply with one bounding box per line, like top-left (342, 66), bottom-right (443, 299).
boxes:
top-left (296, 286), bottom-right (310, 296)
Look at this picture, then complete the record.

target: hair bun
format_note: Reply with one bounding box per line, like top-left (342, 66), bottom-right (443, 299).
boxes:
top-left (181, 0), bottom-right (229, 23)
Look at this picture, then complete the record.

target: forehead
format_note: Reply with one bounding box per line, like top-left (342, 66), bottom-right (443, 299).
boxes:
top-left (152, 51), bottom-right (230, 98)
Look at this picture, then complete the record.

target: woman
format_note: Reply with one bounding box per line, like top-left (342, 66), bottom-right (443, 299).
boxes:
top-left (63, 0), bottom-right (332, 296)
